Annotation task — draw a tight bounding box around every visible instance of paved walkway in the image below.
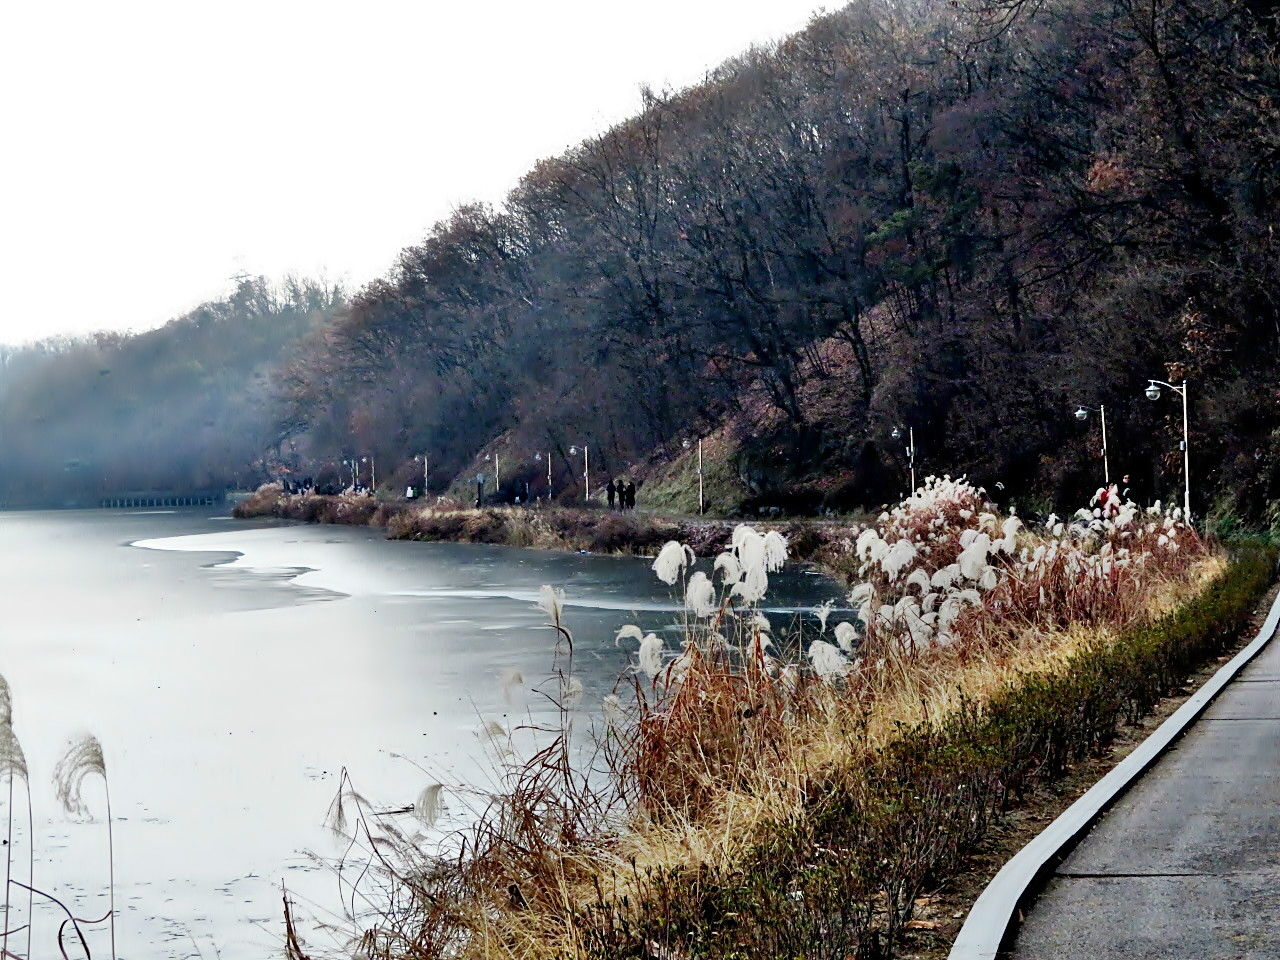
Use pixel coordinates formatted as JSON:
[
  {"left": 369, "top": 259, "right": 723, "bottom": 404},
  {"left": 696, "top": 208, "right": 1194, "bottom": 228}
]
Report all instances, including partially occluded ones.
[{"left": 1010, "top": 635, "right": 1280, "bottom": 959}]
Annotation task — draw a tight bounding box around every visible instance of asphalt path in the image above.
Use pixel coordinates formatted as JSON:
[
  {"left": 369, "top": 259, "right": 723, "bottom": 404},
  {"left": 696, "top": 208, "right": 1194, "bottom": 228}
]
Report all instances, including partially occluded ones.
[{"left": 1008, "top": 632, "right": 1280, "bottom": 958}]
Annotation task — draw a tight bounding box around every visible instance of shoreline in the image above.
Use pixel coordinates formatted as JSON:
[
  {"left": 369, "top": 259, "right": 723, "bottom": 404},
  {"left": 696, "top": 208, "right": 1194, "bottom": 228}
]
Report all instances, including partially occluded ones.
[{"left": 231, "top": 487, "right": 860, "bottom": 580}]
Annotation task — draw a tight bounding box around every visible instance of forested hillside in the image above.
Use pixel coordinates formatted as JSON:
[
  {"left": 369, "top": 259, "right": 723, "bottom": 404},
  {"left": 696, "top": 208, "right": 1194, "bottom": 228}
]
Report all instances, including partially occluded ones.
[
  {"left": 273, "top": 0, "right": 1280, "bottom": 519},
  {"left": 0, "top": 278, "right": 342, "bottom": 507},
  {"left": 5, "top": 0, "right": 1280, "bottom": 519}
]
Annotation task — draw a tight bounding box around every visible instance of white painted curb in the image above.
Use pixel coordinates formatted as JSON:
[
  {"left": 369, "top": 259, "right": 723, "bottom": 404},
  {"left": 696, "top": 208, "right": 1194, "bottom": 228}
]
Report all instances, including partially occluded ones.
[{"left": 948, "top": 575, "right": 1280, "bottom": 960}]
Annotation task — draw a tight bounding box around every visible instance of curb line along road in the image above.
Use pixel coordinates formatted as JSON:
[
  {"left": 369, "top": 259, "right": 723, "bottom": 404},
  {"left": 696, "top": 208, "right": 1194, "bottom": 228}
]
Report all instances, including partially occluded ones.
[{"left": 948, "top": 579, "right": 1280, "bottom": 960}]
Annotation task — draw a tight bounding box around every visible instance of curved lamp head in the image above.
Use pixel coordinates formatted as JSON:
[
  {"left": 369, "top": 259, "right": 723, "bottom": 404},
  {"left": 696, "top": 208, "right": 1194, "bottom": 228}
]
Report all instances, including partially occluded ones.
[
  {"left": 891, "top": 426, "right": 902, "bottom": 440},
  {"left": 535, "top": 452, "right": 542, "bottom": 462},
  {"left": 1074, "top": 406, "right": 1089, "bottom": 421},
  {"left": 570, "top": 445, "right": 579, "bottom": 455},
  {"left": 682, "top": 439, "right": 691, "bottom": 449},
  {"left": 1145, "top": 383, "right": 1162, "bottom": 401}
]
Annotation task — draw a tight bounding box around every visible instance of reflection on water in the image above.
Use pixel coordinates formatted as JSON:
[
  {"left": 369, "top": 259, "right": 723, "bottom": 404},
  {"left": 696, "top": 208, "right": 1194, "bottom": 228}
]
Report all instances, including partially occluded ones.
[{"left": 0, "top": 509, "right": 848, "bottom": 958}]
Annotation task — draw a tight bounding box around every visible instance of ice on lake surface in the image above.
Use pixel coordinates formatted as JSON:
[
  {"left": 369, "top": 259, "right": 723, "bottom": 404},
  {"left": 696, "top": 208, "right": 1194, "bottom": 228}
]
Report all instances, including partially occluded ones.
[{"left": 0, "top": 508, "right": 848, "bottom": 958}]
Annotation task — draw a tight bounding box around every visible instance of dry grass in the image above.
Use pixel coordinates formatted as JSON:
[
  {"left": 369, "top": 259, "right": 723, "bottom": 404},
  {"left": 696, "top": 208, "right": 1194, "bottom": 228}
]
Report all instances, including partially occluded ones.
[{"left": 286, "top": 480, "right": 1234, "bottom": 960}]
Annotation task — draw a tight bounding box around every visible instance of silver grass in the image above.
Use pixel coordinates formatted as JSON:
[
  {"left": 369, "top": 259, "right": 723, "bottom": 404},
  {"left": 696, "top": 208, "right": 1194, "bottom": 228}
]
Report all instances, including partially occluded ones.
[
  {"left": 713, "top": 551, "right": 742, "bottom": 585},
  {"left": 814, "top": 600, "right": 834, "bottom": 634},
  {"left": 0, "top": 723, "right": 27, "bottom": 783},
  {"left": 0, "top": 675, "right": 11, "bottom": 727},
  {"left": 761, "top": 530, "right": 788, "bottom": 571},
  {"left": 601, "top": 695, "right": 626, "bottom": 733},
  {"left": 413, "top": 784, "right": 445, "bottom": 828},
  {"left": 560, "top": 675, "right": 584, "bottom": 706},
  {"left": 808, "top": 642, "right": 849, "bottom": 686},
  {"left": 833, "top": 622, "right": 857, "bottom": 653},
  {"left": 683, "top": 572, "right": 717, "bottom": 619},
  {"left": 500, "top": 669, "right": 524, "bottom": 705},
  {"left": 652, "top": 541, "right": 693, "bottom": 585},
  {"left": 615, "top": 624, "right": 644, "bottom": 645},
  {"left": 53, "top": 734, "right": 104, "bottom": 819},
  {"left": 535, "top": 585, "right": 565, "bottom": 622},
  {"left": 52, "top": 733, "right": 114, "bottom": 960},
  {"left": 637, "top": 634, "right": 664, "bottom": 678}
]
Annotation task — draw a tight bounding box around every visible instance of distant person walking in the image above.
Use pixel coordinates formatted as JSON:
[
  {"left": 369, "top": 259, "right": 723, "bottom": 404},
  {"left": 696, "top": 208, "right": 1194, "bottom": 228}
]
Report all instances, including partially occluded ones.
[
  {"left": 625, "top": 480, "right": 636, "bottom": 511},
  {"left": 1121, "top": 473, "right": 1136, "bottom": 503},
  {"left": 607, "top": 479, "right": 617, "bottom": 511}
]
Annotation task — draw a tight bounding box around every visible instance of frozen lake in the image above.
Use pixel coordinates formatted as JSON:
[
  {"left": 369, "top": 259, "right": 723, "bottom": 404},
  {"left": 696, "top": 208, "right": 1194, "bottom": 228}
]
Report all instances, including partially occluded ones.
[{"left": 0, "top": 508, "right": 846, "bottom": 958}]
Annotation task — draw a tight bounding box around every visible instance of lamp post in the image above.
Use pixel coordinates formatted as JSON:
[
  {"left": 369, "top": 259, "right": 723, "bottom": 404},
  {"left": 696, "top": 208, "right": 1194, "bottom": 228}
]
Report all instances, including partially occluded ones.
[
  {"left": 484, "top": 452, "right": 502, "bottom": 497},
  {"left": 1073, "top": 404, "right": 1110, "bottom": 485},
  {"left": 1144, "top": 378, "right": 1191, "bottom": 520},
  {"left": 535, "top": 452, "right": 552, "bottom": 500},
  {"left": 891, "top": 425, "right": 916, "bottom": 493},
  {"left": 416, "top": 453, "right": 428, "bottom": 496},
  {"left": 361, "top": 455, "right": 375, "bottom": 492},
  {"left": 682, "top": 438, "right": 704, "bottom": 515},
  {"left": 569, "top": 444, "right": 590, "bottom": 505}
]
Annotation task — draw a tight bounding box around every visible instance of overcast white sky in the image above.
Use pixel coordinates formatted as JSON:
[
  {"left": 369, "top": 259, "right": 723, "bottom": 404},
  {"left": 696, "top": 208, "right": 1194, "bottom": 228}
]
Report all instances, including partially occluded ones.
[{"left": 0, "top": 1, "right": 833, "bottom": 346}]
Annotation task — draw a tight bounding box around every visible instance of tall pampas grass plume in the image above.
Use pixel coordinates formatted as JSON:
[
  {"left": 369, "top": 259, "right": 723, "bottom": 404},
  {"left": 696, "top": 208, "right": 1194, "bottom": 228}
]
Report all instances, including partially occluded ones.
[
  {"left": 414, "top": 784, "right": 445, "bottom": 828},
  {"left": 54, "top": 734, "right": 114, "bottom": 960},
  {"left": 653, "top": 541, "right": 693, "bottom": 585},
  {"left": 637, "top": 634, "right": 665, "bottom": 678}
]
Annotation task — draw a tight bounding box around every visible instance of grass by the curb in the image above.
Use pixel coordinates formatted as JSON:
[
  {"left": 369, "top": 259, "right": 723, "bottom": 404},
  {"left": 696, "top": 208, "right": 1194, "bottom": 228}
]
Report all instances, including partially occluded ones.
[{"left": 572, "top": 543, "right": 1277, "bottom": 960}]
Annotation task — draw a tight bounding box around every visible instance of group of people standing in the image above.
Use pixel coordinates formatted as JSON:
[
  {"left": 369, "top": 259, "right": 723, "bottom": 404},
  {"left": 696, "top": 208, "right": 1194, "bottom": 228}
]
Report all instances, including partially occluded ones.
[{"left": 606, "top": 479, "right": 636, "bottom": 511}]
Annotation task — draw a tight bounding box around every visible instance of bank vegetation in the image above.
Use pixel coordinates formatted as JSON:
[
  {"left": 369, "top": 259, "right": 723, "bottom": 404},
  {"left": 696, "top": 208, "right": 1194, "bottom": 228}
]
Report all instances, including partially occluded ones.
[{"left": 289, "top": 479, "right": 1273, "bottom": 960}]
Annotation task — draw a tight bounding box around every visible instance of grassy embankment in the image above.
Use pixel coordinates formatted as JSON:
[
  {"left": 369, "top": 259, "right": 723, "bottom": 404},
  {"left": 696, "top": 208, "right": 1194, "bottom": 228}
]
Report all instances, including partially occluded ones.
[
  {"left": 285, "top": 478, "right": 1277, "bottom": 960},
  {"left": 232, "top": 483, "right": 853, "bottom": 562}
]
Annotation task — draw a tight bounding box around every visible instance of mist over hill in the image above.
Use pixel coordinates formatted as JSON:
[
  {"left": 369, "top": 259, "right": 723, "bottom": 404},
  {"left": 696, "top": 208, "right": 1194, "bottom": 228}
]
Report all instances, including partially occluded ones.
[
  {"left": 0, "top": 278, "right": 341, "bottom": 508},
  {"left": 4, "top": 0, "right": 1279, "bottom": 519}
]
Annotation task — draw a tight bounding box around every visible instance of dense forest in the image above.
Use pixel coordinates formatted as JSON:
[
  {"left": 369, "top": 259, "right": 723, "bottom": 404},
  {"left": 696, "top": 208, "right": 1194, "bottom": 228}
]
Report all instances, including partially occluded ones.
[{"left": 4, "top": 0, "right": 1279, "bottom": 519}]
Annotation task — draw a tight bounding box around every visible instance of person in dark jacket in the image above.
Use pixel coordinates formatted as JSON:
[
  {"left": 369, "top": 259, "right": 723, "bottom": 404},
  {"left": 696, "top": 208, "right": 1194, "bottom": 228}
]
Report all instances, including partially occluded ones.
[
  {"left": 625, "top": 481, "right": 636, "bottom": 510},
  {"left": 607, "top": 479, "right": 617, "bottom": 510}
]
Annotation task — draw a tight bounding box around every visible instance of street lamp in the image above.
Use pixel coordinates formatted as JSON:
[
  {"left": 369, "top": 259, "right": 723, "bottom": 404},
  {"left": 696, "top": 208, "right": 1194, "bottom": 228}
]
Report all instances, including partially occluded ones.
[
  {"left": 535, "top": 452, "right": 552, "bottom": 500},
  {"left": 1073, "top": 404, "right": 1110, "bottom": 485},
  {"left": 484, "top": 452, "right": 502, "bottom": 495},
  {"left": 1144, "top": 378, "right": 1191, "bottom": 520},
  {"left": 891, "top": 426, "right": 916, "bottom": 493},
  {"left": 361, "top": 455, "right": 375, "bottom": 491},
  {"left": 682, "top": 438, "right": 704, "bottom": 515},
  {"left": 415, "top": 453, "right": 428, "bottom": 496},
  {"left": 569, "top": 444, "right": 590, "bottom": 505}
]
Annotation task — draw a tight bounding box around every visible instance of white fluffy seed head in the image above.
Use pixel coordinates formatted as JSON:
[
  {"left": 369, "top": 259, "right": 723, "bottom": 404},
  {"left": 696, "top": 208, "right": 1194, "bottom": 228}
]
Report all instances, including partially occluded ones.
[
  {"left": 731, "top": 562, "right": 769, "bottom": 604},
  {"left": 762, "top": 530, "right": 788, "bottom": 571},
  {"left": 881, "top": 539, "right": 918, "bottom": 581},
  {"left": 833, "top": 621, "right": 857, "bottom": 652},
  {"left": 814, "top": 600, "right": 834, "bottom": 633},
  {"left": 713, "top": 551, "right": 742, "bottom": 584},
  {"left": 638, "top": 633, "right": 665, "bottom": 678},
  {"left": 905, "top": 568, "right": 932, "bottom": 594},
  {"left": 653, "top": 541, "right": 693, "bottom": 585},
  {"left": 684, "top": 571, "right": 718, "bottom": 618},
  {"left": 602, "top": 694, "right": 626, "bottom": 732},
  {"left": 615, "top": 624, "right": 644, "bottom": 645},
  {"left": 808, "top": 640, "right": 851, "bottom": 684},
  {"left": 536, "top": 584, "right": 565, "bottom": 621}
]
